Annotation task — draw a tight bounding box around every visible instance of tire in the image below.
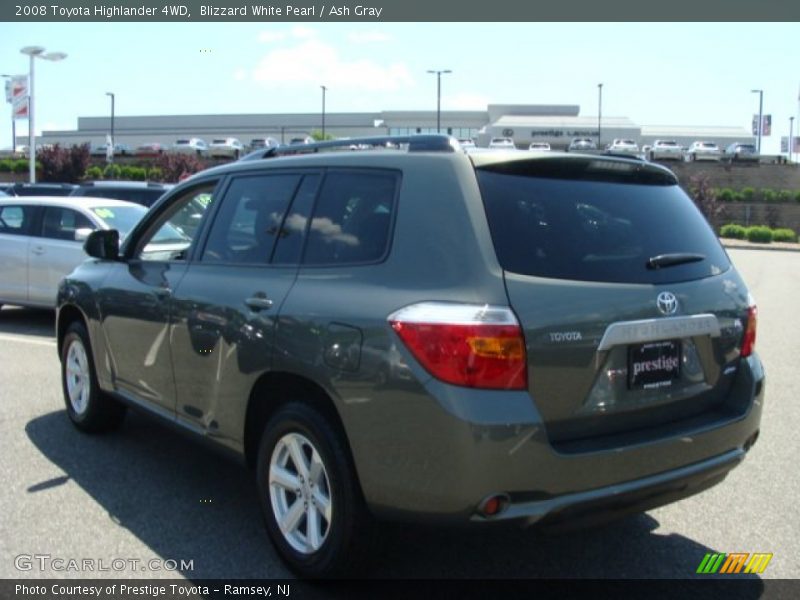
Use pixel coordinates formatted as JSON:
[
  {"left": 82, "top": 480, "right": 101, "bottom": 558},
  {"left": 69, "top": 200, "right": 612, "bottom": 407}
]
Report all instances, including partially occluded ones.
[
  {"left": 256, "top": 401, "right": 371, "bottom": 578},
  {"left": 61, "top": 321, "right": 126, "bottom": 433}
]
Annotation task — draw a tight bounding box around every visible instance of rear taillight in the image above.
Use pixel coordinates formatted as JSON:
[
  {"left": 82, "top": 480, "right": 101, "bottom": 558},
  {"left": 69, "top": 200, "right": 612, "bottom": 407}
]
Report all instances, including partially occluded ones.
[
  {"left": 388, "top": 302, "right": 527, "bottom": 390},
  {"left": 741, "top": 305, "right": 757, "bottom": 358}
]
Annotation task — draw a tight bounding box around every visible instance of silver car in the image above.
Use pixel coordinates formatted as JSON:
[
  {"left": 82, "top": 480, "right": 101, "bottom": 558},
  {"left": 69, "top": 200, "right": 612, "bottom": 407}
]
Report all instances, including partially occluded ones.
[
  {"left": 686, "top": 141, "right": 722, "bottom": 162},
  {"left": 208, "top": 137, "right": 245, "bottom": 159},
  {"left": 649, "top": 140, "right": 684, "bottom": 161},
  {"left": 172, "top": 138, "right": 208, "bottom": 156},
  {"left": 0, "top": 197, "right": 147, "bottom": 310}
]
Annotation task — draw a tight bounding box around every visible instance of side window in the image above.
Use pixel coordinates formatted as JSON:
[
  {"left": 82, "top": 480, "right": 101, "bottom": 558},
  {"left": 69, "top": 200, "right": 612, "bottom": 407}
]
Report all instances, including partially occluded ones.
[
  {"left": 271, "top": 174, "right": 320, "bottom": 265},
  {"left": 303, "top": 171, "right": 398, "bottom": 266},
  {"left": 136, "top": 184, "right": 217, "bottom": 262},
  {"left": 201, "top": 174, "right": 301, "bottom": 265},
  {"left": 41, "top": 207, "right": 95, "bottom": 241},
  {"left": 0, "top": 205, "right": 35, "bottom": 235}
]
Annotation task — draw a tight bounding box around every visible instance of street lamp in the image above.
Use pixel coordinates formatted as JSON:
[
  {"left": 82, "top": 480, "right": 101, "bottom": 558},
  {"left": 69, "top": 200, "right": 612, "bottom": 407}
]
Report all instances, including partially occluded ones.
[
  {"left": 20, "top": 45, "right": 67, "bottom": 183},
  {"left": 750, "top": 89, "right": 763, "bottom": 154},
  {"left": 597, "top": 83, "right": 603, "bottom": 149},
  {"left": 106, "top": 92, "right": 115, "bottom": 152},
  {"left": 426, "top": 69, "right": 452, "bottom": 134},
  {"left": 1, "top": 74, "right": 17, "bottom": 153},
  {"left": 790, "top": 116, "right": 795, "bottom": 164},
  {"left": 320, "top": 85, "right": 327, "bottom": 139}
]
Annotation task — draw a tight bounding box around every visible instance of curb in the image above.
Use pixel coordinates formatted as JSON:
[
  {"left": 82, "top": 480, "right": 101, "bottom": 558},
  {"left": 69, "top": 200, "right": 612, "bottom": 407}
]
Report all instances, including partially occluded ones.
[{"left": 721, "top": 240, "right": 800, "bottom": 253}]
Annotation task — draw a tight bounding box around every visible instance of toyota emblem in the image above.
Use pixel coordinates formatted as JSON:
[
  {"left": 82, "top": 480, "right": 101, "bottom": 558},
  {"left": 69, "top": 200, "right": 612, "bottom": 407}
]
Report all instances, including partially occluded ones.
[{"left": 656, "top": 291, "right": 678, "bottom": 315}]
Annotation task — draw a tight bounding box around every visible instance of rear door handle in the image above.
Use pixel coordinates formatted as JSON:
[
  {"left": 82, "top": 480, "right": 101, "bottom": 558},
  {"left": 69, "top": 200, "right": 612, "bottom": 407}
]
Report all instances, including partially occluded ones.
[
  {"left": 31, "top": 246, "right": 45, "bottom": 255},
  {"left": 245, "top": 295, "right": 273, "bottom": 311}
]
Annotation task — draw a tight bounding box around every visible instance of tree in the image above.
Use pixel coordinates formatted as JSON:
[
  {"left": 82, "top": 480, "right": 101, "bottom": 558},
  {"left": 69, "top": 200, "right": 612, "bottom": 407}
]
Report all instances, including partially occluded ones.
[
  {"left": 152, "top": 153, "right": 207, "bottom": 183},
  {"left": 687, "top": 173, "right": 727, "bottom": 230}
]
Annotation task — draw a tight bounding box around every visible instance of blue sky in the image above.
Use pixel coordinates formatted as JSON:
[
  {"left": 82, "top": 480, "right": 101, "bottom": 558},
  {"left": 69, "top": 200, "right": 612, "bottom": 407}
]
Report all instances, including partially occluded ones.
[{"left": 1, "top": 22, "right": 798, "bottom": 153}]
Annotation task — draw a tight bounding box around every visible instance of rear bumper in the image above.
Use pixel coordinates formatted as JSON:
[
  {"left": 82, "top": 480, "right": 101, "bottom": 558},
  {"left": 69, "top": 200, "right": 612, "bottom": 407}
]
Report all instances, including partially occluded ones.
[{"left": 345, "top": 353, "right": 764, "bottom": 524}]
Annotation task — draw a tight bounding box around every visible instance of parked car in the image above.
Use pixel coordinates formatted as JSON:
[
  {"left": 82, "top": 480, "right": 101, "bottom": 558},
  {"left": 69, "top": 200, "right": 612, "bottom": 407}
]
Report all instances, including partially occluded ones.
[
  {"left": 686, "top": 141, "right": 722, "bottom": 162},
  {"left": 249, "top": 138, "right": 280, "bottom": 152},
  {"left": 488, "top": 137, "right": 516, "bottom": 149},
  {"left": 289, "top": 136, "right": 315, "bottom": 145},
  {"left": 458, "top": 138, "right": 476, "bottom": 149},
  {"left": 649, "top": 140, "right": 684, "bottom": 161},
  {"left": 724, "top": 143, "right": 759, "bottom": 163},
  {"left": 567, "top": 137, "right": 597, "bottom": 152},
  {"left": 208, "top": 138, "right": 245, "bottom": 159},
  {"left": 172, "top": 138, "right": 208, "bottom": 156},
  {"left": 70, "top": 181, "right": 173, "bottom": 208},
  {"left": 90, "top": 143, "right": 132, "bottom": 157},
  {"left": 6, "top": 182, "right": 78, "bottom": 197},
  {"left": 134, "top": 142, "right": 168, "bottom": 157},
  {"left": 528, "top": 142, "right": 551, "bottom": 151},
  {"left": 56, "top": 134, "right": 764, "bottom": 578},
  {"left": 0, "top": 196, "right": 148, "bottom": 309},
  {"left": 606, "top": 138, "right": 640, "bottom": 156}
]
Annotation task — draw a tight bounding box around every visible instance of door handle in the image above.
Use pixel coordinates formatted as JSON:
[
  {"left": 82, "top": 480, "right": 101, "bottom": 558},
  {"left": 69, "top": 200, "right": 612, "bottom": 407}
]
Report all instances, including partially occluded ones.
[
  {"left": 245, "top": 295, "right": 273, "bottom": 311},
  {"left": 154, "top": 287, "right": 172, "bottom": 299},
  {"left": 31, "top": 246, "right": 45, "bottom": 255}
]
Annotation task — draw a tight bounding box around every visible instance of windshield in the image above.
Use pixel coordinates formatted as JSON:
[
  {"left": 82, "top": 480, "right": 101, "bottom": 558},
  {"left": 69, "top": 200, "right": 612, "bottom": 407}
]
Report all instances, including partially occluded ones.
[
  {"left": 90, "top": 205, "right": 147, "bottom": 238},
  {"left": 477, "top": 161, "right": 730, "bottom": 284}
]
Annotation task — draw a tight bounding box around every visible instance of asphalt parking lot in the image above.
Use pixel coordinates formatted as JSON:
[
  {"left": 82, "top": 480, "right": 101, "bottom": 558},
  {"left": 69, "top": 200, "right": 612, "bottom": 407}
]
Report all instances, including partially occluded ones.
[{"left": 0, "top": 248, "right": 797, "bottom": 584}]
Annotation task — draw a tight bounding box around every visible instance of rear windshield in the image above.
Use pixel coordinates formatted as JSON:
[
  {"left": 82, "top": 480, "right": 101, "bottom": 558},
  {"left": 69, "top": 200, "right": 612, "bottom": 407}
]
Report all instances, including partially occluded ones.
[{"left": 477, "top": 161, "right": 730, "bottom": 284}]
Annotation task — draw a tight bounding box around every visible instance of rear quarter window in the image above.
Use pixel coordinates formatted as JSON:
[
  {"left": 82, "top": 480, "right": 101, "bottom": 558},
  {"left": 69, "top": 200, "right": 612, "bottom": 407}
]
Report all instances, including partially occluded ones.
[{"left": 477, "top": 160, "right": 730, "bottom": 284}]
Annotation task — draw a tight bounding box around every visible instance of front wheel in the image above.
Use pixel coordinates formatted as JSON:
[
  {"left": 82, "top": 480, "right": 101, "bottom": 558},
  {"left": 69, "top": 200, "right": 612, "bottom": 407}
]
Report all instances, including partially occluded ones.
[
  {"left": 61, "top": 321, "right": 126, "bottom": 432},
  {"left": 256, "top": 402, "right": 371, "bottom": 578}
]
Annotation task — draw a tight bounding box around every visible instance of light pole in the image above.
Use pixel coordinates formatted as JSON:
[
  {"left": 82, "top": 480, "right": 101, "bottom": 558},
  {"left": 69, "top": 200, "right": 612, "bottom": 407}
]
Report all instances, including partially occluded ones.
[
  {"left": 790, "top": 116, "right": 795, "bottom": 164},
  {"left": 426, "top": 69, "right": 452, "bottom": 134},
  {"left": 597, "top": 83, "right": 603, "bottom": 149},
  {"left": 1, "top": 74, "right": 16, "bottom": 153},
  {"left": 750, "top": 89, "right": 763, "bottom": 154},
  {"left": 20, "top": 46, "right": 67, "bottom": 183},
  {"left": 106, "top": 91, "right": 115, "bottom": 151},
  {"left": 320, "top": 85, "right": 327, "bottom": 139}
]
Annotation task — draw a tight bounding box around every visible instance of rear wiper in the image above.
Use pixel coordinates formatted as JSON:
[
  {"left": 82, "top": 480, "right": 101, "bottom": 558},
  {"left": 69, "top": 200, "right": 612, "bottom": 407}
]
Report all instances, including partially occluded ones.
[{"left": 646, "top": 253, "right": 705, "bottom": 270}]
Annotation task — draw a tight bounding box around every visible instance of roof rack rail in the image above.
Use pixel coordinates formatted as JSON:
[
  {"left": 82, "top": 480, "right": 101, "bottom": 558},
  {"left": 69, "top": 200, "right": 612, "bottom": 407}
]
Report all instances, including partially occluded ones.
[
  {"left": 601, "top": 152, "right": 646, "bottom": 162},
  {"left": 239, "top": 134, "right": 459, "bottom": 161}
]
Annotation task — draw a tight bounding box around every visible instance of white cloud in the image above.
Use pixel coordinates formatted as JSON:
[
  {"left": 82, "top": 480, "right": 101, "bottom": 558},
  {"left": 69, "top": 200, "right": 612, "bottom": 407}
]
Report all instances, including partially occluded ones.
[
  {"left": 251, "top": 40, "right": 414, "bottom": 92},
  {"left": 291, "top": 26, "right": 316, "bottom": 39},
  {"left": 258, "top": 31, "right": 286, "bottom": 43},
  {"left": 233, "top": 67, "right": 247, "bottom": 81},
  {"left": 347, "top": 31, "right": 392, "bottom": 44}
]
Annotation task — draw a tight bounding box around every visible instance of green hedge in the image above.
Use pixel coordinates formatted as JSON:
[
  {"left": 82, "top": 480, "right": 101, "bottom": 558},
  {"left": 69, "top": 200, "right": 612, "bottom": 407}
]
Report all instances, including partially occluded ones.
[
  {"left": 720, "top": 224, "right": 797, "bottom": 244},
  {"left": 719, "top": 224, "right": 747, "bottom": 239},
  {"left": 772, "top": 228, "right": 798, "bottom": 243}
]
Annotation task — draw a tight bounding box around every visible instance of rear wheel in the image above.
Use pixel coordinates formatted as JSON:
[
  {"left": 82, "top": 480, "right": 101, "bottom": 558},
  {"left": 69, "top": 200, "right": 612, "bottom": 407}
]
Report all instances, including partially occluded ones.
[
  {"left": 61, "top": 321, "right": 126, "bottom": 432},
  {"left": 256, "top": 402, "right": 371, "bottom": 577}
]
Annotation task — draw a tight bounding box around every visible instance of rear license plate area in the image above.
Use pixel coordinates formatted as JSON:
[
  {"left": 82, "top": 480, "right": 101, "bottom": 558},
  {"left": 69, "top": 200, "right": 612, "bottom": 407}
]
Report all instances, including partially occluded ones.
[{"left": 628, "top": 340, "right": 681, "bottom": 390}]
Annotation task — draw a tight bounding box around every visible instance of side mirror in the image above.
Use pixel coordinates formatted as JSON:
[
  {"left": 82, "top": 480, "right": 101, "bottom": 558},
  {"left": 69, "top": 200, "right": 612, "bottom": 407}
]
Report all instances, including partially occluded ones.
[
  {"left": 84, "top": 229, "right": 120, "bottom": 260},
  {"left": 74, "top": 227, "right": 94, "bottom": 242}
]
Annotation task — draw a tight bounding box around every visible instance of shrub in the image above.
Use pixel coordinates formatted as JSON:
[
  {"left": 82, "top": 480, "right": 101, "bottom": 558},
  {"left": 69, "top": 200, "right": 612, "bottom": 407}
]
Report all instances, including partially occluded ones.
[
  {"left": 119, "top": 165, "right": 134, "bottom": 180},
  {"left": 687, "top": 174, "right": 724, "bottom": 224},
  {"left": 103, "top": 163, "right": 122, "bottom": 180},
  {"left": 745, "top": 225, "right": 772, "bottom": 243},
  {"left": 153, "top": 152, "right": 206, "bottom": 183},
  {"left": 716, "top": 188, "right": 734, "bottom": 202},
  {"left": 741, "top": 187, "right": 755, "bottom": 202},
  {"left": 37, "top": 143, "right": 90, "bottom": 183},
  {"left": 84, "top": 165, "right": 103, "bottom": 180},
  {"left": 795, "top": 190, "right": 800, "bottom": 203},
  {"left": 771, "top": 228, "right": 797, "bottom": 243},
  {"left": 777, "top": 190, "right": 792, "bottom": 203},
  {"left": 12, "top": 160, "right": 28, "bottom": 174},
  {"left": 732, "top": 190, "right": 745, "bottom": 202},
  {"left": 760, "top": 188, "right": 777, "bottom": 203},
  {"left": 147, "top": 167, "right": 163, "bottom": 181},
  {"left": 719, "top": 224, "right": 747, "bottom": 239}
]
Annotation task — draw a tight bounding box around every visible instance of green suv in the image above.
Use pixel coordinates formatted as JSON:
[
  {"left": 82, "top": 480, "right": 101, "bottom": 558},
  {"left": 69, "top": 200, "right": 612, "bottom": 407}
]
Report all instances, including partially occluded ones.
[{"left": 56, "top": 135, "right": 764, "bottom": 577}]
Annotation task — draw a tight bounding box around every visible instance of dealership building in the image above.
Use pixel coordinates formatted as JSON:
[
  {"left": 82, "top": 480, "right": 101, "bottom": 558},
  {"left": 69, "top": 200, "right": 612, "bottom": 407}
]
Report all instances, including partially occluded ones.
[{"left": 32, "top": 103, "right": 755, "bottom": 151}]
